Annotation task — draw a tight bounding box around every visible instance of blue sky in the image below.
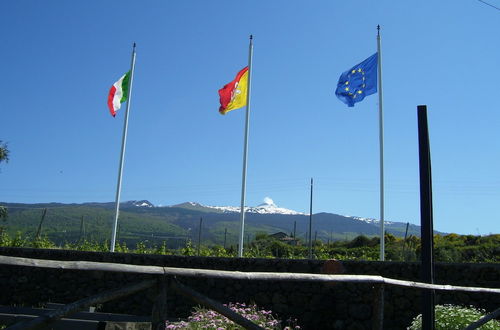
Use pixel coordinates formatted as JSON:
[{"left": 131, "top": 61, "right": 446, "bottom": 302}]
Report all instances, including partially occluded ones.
[{"left": 1, "top": 0, "right": 499, "bottom": 235}]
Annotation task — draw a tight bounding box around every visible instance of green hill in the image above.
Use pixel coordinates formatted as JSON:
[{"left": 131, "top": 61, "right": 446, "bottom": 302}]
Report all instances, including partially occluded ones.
[{"left": 0, "top": 200, "right": 436, "bottom": 249}]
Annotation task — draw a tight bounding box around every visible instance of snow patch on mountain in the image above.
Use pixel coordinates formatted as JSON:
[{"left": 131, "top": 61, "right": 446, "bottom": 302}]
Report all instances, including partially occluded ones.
[
  {"left": 128, "top": 200, "right": 154, "bottom": 208},
  {"left": 345, "top": 215, "right": 393, "bottom": 225},
  {"left": 201, "top": 197, "right": 304, "bottom": 215},
  {"left": 127, "top": 199, "right": 394, "bottom": 223}
]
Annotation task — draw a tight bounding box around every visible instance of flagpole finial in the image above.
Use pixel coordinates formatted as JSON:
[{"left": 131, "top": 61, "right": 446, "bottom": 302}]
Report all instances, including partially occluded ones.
[
  {"left": 133, "top": 42, "right": 136, "bottom": 48},
  {"left": 377, "top": 25, "right": 380, "bottom": 35},
  {"left": 249, "top": 34, "right": 253, "bottom": 40}
]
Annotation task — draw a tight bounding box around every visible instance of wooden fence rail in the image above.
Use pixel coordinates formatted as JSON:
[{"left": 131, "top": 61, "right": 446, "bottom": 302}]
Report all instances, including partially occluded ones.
[
  {"left": 0, "top": 255, "right": 499, "bottom": 330},
  {"left": 1, "top": 255, "right": 499, "bottom": 294}
]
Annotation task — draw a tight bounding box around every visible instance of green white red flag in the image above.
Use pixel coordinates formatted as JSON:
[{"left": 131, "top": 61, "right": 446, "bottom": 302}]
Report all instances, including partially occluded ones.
[{"left": 107, "top": 71, "right": 130, "bottom": 117}]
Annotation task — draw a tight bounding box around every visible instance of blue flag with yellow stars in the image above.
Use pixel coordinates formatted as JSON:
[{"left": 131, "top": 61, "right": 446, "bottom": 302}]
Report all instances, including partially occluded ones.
[{"left": 335, "top": 53, "right": 378, "bottom": 107}]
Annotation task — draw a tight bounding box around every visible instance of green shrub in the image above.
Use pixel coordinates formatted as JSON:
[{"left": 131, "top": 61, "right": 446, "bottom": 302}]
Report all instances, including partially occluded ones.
[
  {"left": 31, "top": 235, "right": 55, "bottom": 249},
  {"left": 154, "top": 241, "right": 168, "bottom": 255},
  {"left": 0, "top": 230, "right": 497, "bottom": 262},
  {"left": 408, "top": 304, "right": 500, "bottom": 329},
  {"left": 181, "top": 240, "right": 195, "bottom": 256},
  {"left": 135, "top": 241, "right": 148, "bottom": 254},
  {"left": 12, "top": 232, "right": 27, "bottom": 247},
  {"left": 348, "top": 235, "right": 373, "bottom": 248},
  {"left": 0, "top": 230, "right": 11, "bottom": 246},
  {"left": 115, "top": 241, "right": 129, "bottom": 253}
]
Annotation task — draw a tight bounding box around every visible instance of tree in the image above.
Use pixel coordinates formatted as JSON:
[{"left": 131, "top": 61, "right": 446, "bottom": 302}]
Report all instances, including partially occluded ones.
[
  {"left": 0, "top": 140, "right": 9, "bottom": 164},
  {"left": 0, "top": 140, "right": 9, "bottom": 221},
  {"left": 348, "top": 235, "right": 373, "bottom": 248},
  {"left": 0, "top": 207, "right": 6, "bottom": 221}
]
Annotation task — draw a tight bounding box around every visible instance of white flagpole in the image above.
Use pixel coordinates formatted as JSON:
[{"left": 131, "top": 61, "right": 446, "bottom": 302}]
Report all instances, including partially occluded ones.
[
  {"left": 110, "top": 43, "right": 137, "bottom": 252},
  {"left": 377, "top": 26, "right": 385, "bottom": 261},
  {"left": 238, "top": 35, "right": 254, "bottom": 258},
  {"left": 308, "top": 178, "right": 313, "bottom": 259}
]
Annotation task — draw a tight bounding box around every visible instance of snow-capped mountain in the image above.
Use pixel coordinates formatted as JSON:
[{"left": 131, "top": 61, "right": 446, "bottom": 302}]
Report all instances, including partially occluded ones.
[
  {"left": 251, "top": 199, "right": 305, "bottom": 215},
  {"left": 126, "top": 200, "right": 155, "bottom": 208},
  {"left": 1, "top": 199, "right": 439, "bottom": 243},
  {"left": 347, "top": 215, "right": 394, "bottom": 225},
  {"left": 126, "top": 199, "right": 394, "bottom": 223},
  {"left": 172, "top": 198, "right": 304, "bottom": 215}
]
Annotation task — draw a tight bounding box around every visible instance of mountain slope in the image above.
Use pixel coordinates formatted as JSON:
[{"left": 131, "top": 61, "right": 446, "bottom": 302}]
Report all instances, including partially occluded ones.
[{"left": 0, "top": 200, "right": 439, "bottom": 247}]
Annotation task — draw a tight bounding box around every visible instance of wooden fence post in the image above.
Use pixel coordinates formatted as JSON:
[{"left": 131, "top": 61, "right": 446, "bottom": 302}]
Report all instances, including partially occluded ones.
[
  {"left": 5, "top": 279, "right": 156, "bottom": 330},
  {"left": 151, "top": 276, "right": 168, "bottom": 330},
  {"left": 464, "top": 307, "right": 500, "bottom": 330},
  {"left": 170, "top": 279, "right": 264, "bottom": 330},
  {"left": 372, "top": 283, "right": 384, "bottom": 330}
]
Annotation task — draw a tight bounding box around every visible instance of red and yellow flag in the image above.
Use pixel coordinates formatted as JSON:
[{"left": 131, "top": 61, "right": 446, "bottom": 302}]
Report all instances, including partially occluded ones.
[{"left": 218, "top": 67, "right": 249, "bottom": 115}]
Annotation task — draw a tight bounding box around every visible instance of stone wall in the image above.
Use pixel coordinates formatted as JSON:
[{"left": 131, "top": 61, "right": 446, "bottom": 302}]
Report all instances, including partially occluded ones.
[{"left": 0, "top": 247, "right": 498, "bottom": 329}]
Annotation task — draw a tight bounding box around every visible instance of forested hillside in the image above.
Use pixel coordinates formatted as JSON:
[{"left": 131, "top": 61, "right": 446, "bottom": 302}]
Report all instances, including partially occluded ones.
[{"left": 0, "top": 201, "right": 433, "bottom": 249}]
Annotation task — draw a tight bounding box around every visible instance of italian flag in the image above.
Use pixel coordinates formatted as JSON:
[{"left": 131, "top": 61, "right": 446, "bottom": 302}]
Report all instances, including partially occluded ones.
[
  {"left": 218, "top": 67, "right": 249, "bottom": 115},
  {"left": 107, "top": 71, "right": 130, "bottom": 117}
]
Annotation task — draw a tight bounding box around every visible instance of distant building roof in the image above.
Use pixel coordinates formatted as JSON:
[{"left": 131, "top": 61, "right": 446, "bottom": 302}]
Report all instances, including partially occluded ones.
[
  {"left": 269, "top": 232, "right": 289, "bottom": 239},
  {"left": 269, "top": 232, "right": 300, "bottom": 245}
]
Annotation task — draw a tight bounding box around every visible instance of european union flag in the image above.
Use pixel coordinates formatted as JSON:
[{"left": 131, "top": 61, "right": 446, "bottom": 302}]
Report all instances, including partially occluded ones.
[{"left": 335, "top": 53, "right": 378, "bottom": 107}]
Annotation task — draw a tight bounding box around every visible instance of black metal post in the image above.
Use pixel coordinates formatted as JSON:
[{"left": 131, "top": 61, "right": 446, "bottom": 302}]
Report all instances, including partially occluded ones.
[
  {"left": 79, "top": 216, "right": 85, "bottom": 243},
  {"left": 417, "top": 105, "right": 435, "bottom": 330},
  {"left": 223, "top": 228, "right": 227, "bottom": 249},
  {"left": 197, "top": 217, "right": 202, "bottom": 256},
  {"left": 403, "top": 222, "right": 409, "bottom": 261},
  {"left": 35, "top": 208, "right": 47, "bottom": 239}
]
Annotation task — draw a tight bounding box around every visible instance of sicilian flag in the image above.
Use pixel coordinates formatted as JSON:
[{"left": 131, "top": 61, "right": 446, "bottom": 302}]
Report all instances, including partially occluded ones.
[
  {"left": 107, "top": 71, "right": 130, "bottom": 117},
  {"left": 218, "top": 66, "right": 249, "bottom": 115}
]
